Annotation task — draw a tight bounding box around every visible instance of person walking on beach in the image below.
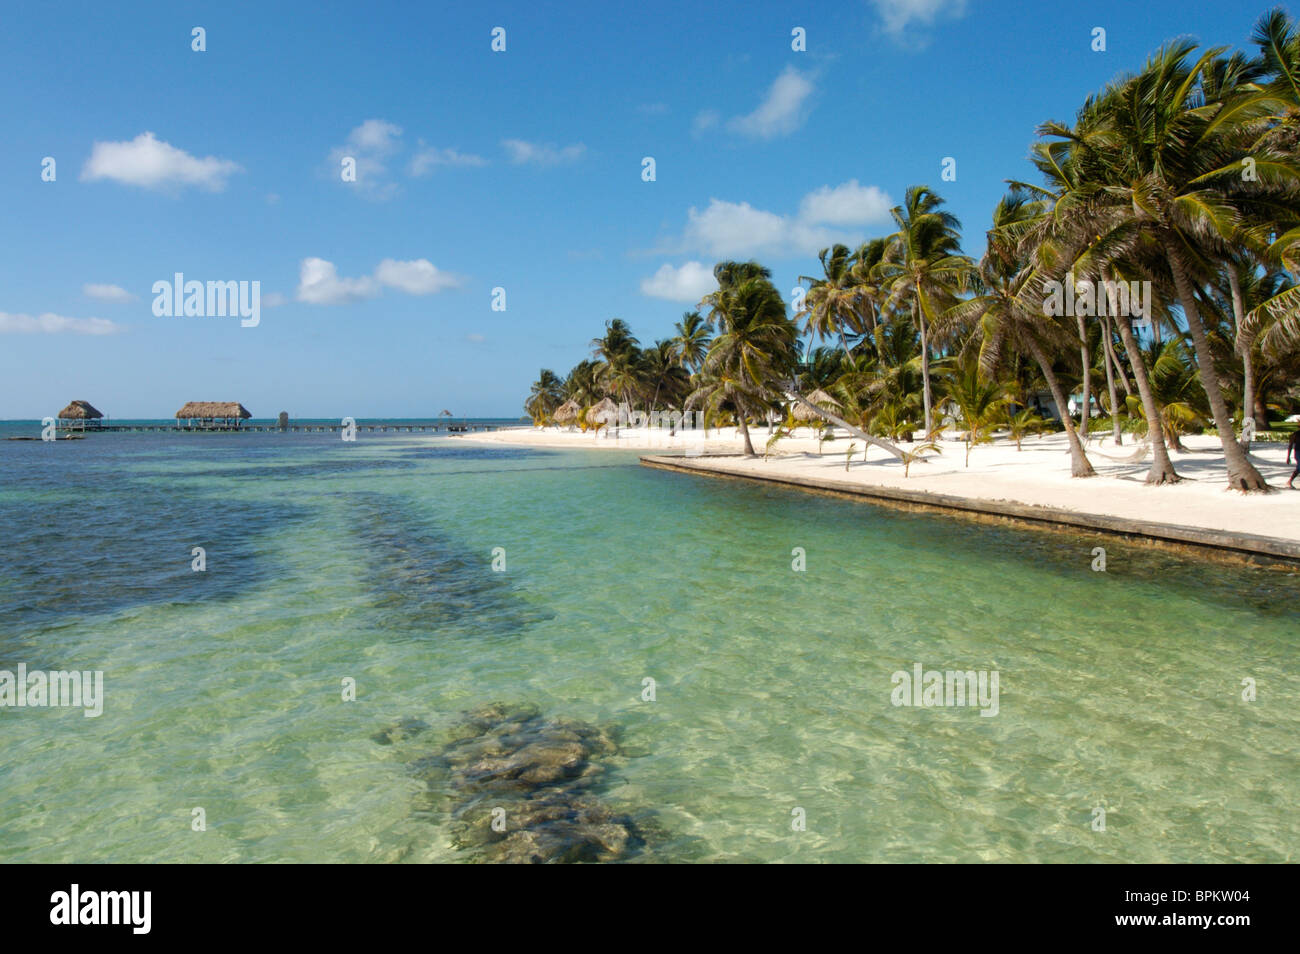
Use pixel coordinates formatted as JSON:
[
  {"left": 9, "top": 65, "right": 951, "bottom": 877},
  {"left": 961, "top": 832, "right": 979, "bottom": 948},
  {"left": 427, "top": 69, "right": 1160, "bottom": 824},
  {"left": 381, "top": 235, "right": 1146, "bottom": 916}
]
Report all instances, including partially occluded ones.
[{"left": 1288, "top": 429, "right": 1300, "bottom": 489}]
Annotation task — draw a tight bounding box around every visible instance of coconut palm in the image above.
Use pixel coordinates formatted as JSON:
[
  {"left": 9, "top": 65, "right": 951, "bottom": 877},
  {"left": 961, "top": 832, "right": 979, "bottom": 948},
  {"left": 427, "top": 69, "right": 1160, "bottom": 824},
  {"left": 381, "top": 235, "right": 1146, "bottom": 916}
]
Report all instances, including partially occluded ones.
[
  {"left": 692, "top": 261, "right": 799, "bottom": 457},
  {"left": 562, "top": 359, "right": 602, "bottom": 406},
  {"left": 643, "top": 339, "right": 690, "bottom": 414},
  {"left": 1006, "top": 407, "right": 1050, "bottom": 450},
  {"left": 1037, "top": 40, "right": 1299, "bottom": 490},
  {"left": 945, "top": 356, "right": 1011, "bottom": 466},
  {"left": 877, "top": 186, "right": 974, "bottom": 438},
  {"left": 849, "top": 237, "right": 891, "bottom": 363},
  {"left": 947, "top": 193, "right": 1098, "bottom": 477},
  {"left": 671, "top": 311, "right": 712, "bottom": 374},
  {"left": 591, "top": 318, "right": 643, "bottom": 408},
  {"left": 525, "top": 369, "right": 565, "bottom": 424},
  {"left": 799, "top": 244, "right": 864, "bottom": 363}
]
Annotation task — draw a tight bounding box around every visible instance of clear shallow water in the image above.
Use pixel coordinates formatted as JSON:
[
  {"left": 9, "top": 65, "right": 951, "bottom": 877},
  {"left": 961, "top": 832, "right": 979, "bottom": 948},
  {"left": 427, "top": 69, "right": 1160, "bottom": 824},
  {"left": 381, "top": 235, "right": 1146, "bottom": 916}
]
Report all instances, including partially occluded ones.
[{"left": 0, "top": 431, "right": 1296, "bottom": 862}]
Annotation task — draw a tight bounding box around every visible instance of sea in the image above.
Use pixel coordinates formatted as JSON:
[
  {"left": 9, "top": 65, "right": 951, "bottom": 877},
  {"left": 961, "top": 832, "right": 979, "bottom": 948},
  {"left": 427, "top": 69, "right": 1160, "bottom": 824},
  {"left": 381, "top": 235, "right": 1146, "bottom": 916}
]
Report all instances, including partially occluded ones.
[{"left": 1, "top": 422, "right": 1296, "bottom": 861}]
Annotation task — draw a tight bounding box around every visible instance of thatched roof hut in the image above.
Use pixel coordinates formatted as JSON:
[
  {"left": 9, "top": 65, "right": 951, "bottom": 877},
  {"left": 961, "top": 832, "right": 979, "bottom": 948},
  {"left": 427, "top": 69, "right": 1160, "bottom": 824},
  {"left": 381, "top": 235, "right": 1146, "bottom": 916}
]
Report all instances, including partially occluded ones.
[
  {"left": 57, "top": 400, "right": 103, "bottom": 421},
  {"left": 585, "top": 396, "right": 619, "bottom": 427},
  {"left": 175, "top": 401, "right": 252, "bottom": 426},
  {"left": 553, "top": 399, "right": 580, "bottom": 425},
  {"left": 791, "top": 389, "right": 842, "bottom": 422}
]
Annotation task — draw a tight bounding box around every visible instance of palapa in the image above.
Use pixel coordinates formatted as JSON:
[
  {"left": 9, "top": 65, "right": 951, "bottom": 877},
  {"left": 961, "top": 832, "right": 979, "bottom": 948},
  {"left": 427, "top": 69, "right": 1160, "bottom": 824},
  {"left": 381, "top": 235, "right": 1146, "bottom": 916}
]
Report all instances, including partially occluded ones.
[
  {"left": 175, "top": 401, "right": 252, "bottom": 420},
  {"left": 790, "top": 388, "right": 841, "bottom": 422},
  {"left": 57, "top": 400, "right": 103, "bottom": 421},
  {"left": 553, "top": 399, "right": 580, "bottom": 425}
]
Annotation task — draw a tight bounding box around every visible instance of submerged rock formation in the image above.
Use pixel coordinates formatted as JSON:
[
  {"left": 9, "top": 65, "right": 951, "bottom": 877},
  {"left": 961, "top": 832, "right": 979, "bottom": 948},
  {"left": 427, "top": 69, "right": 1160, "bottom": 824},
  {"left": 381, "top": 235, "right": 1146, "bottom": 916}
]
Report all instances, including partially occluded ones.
[{"left": 379, "top": 702, "right": 650, "bottom": 863}]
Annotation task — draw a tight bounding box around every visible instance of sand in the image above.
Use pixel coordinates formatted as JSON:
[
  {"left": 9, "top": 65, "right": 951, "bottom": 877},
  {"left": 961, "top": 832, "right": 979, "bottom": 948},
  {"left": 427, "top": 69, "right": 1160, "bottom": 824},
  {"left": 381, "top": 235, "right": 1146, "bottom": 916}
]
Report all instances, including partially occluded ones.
[{"left": 452, "top": 425, "right": 1300, "bottom": 545}]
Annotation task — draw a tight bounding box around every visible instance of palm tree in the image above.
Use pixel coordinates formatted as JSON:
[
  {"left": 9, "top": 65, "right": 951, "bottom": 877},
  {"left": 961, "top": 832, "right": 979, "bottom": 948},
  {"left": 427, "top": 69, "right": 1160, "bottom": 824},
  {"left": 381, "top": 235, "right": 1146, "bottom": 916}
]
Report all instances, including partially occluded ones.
[
  {"left": 1129, "top": 338, "right": 1210, "bottom": 452},
  {"left": 799, "top": 244, "right": 863, "bottom": 363},
  {"left": 947, "top": 193, "right": 1098, "bottom": 477},
  {"left": 643, "top": 339, "right": 689, "bottom": 413},
  {"left": 562, "top": 359, "right": 601, "bottom": 406},
  {"left": 849, "top": 237, "right": 891, "bottom": 363},
  {"left": 1006, "top": 407, "right": 1049, "bottom": 450},
  {"left": 877, "top": 186, "right": 974, "bottom": 438},
  {"left": 591, "top": 318, "right": 643, "bottom": 408},
  {"left": 692, "top": 261, "right": 799, "bottom": 457},
  {"left": 671, "top": 311, "right": 712, "bottom": 374},
  {"left": 1038, "top": 40, "right": 1298, "bottom": 490},
  {"left": 944, "top": 355, "right": 1010, "bottom": 466},
  {"left": 525, "top": 369, "right": 564, "bottom": 424}
]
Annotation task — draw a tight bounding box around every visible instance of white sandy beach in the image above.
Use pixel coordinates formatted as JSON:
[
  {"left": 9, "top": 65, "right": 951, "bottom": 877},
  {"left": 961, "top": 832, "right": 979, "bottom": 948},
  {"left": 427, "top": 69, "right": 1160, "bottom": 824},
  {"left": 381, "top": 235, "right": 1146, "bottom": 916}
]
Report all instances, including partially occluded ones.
[{"left": 453, "top": 425, "right": 1300, "bottom": 544}]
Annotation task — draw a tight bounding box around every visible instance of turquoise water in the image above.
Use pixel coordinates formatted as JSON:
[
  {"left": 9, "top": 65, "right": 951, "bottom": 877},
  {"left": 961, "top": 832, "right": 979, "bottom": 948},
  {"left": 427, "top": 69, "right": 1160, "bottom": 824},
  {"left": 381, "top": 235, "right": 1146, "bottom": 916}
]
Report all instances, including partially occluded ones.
[{"left": 1, "top": 431, "right": 1297, "bottom": 862}]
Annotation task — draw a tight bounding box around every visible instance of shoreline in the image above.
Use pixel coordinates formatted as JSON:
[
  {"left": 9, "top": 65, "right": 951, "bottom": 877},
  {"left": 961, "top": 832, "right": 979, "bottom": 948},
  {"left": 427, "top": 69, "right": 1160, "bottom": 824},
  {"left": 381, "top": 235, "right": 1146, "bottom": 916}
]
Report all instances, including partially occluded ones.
[
  {"left": 453, "top": 425, "right": 1300, "bottom": 567},
  {"left": 640, "top": 453, "right": 1300, "bottom": 567}
]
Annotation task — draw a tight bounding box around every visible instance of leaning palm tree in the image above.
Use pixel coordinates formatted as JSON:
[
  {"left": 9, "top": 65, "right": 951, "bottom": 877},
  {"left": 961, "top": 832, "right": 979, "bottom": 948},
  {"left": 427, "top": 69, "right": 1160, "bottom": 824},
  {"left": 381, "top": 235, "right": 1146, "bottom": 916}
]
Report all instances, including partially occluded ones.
[
  {"left": 876, "top": 186, "right": 974, "bottom": 438},
  {"left": 1038, "top": 40, "right": 1298, "bottom": 490},
  {"left": 692, "top": 261, "right": 799, "bottom": 457},
  {"left": 947, "top": 193, "right": 1098, "bottom": 477}
]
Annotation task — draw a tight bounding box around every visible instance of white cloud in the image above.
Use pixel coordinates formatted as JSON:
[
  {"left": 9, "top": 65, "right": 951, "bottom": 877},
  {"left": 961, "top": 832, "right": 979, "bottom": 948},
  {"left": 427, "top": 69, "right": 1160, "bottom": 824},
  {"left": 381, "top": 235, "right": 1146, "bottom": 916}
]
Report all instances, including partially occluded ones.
[
  {"left": 296, "top": 257, "right": 461, "bottom": 304},
  {"left": 262, "top": 292, "right": 288, "bottom": 308},
  {"left": 466, "top": 333, "right": 486, "bottom": 343},
  {"left": 80, "top": 132, "right": 242, "bottom": 192},
  {"left": 869, "top": 0, "right": 968, "bottom": 39},
  {"left": 640, "top": 262, "right": 718, "bottom": 302},
  {"left": 328, "top": 119, "right": 404, "bottom": 200},
  {"left": 0, "top": 311, "right": 121, "bottom": 335},
  {"left": 728, "top": 67, "right": 815, "bottom": 139},
  {"left": 685, "top": 200, "right": 790, "bottom": 257},
  {"left": 409, "top": 143, "right": 488, "bottom": 176},
  {"left": 83, "top": 283, "right": 135, "bottom": 302},
  {"left": 501, "top": 139, "right": 586, "bottom": 165},
  {"left": 374, "top": 258, "right": 461, "bottom": 294},
  {"left": 296, "top": 258, "right": 379, "bottom": 305},
  {"left": 798, "top": 180, "right": 893, "bottom": 226},
  {"left": 665, "top": 181, "right": 894, "bottom": 259},
  {"left": 349, "top": 119, "right": 403, "bottom": 153}
]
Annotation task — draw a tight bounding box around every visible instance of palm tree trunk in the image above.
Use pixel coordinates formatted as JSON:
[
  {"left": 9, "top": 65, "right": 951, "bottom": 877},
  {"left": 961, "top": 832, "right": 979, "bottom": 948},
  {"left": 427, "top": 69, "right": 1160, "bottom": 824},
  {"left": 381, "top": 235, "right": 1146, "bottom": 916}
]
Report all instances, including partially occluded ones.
[
  {"left": 837, "top": 328, "right": 855, "bottom": 366},
  {"left": 1076, "top": 314, "right": 1091, "bottom": 439},
  {"left": 785, "top": 389, "right": 904, "bottom": 459},
  {"left": 736, "top": 398, "right": 756, "bottom": 456},
  {"left": 918, "top": 304, "right": 933, "bottom": 438},
  {"left": 1113, "top": 307, "right": 1181, "bottom": 484},
  {"left": 1164, "top": 244, "right": 1269, "bottom": 491},
  {"left": 1025, "top": 337, "right": 1095, "bottom": 477},
  {"left": 1226, "top": 267, "right": 1256, "bottom": 451},
  {"left": 1100, "top": 314, "right": 1122, "bottom": 445},
  {"left": 1104, "top": 314, "right": 1132, "bottom": 398}
]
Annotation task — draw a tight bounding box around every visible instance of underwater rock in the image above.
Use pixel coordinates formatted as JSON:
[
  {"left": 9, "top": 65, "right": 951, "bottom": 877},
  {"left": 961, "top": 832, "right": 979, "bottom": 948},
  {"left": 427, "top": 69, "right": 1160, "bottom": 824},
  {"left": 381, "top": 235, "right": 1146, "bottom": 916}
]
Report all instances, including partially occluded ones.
[
  {"left": 392, "top": 701, "right": 647, "bottom": 863},
  {"left": 371, "top": 716, "right": 430, "bottom": 746}
]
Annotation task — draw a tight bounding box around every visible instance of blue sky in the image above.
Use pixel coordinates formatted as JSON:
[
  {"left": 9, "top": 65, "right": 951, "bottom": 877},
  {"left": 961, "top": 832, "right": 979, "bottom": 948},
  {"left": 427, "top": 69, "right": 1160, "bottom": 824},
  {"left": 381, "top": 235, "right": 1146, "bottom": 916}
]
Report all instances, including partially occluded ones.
[{"left": 0, "top": 0, "right": 1278, "bottom": 418}]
